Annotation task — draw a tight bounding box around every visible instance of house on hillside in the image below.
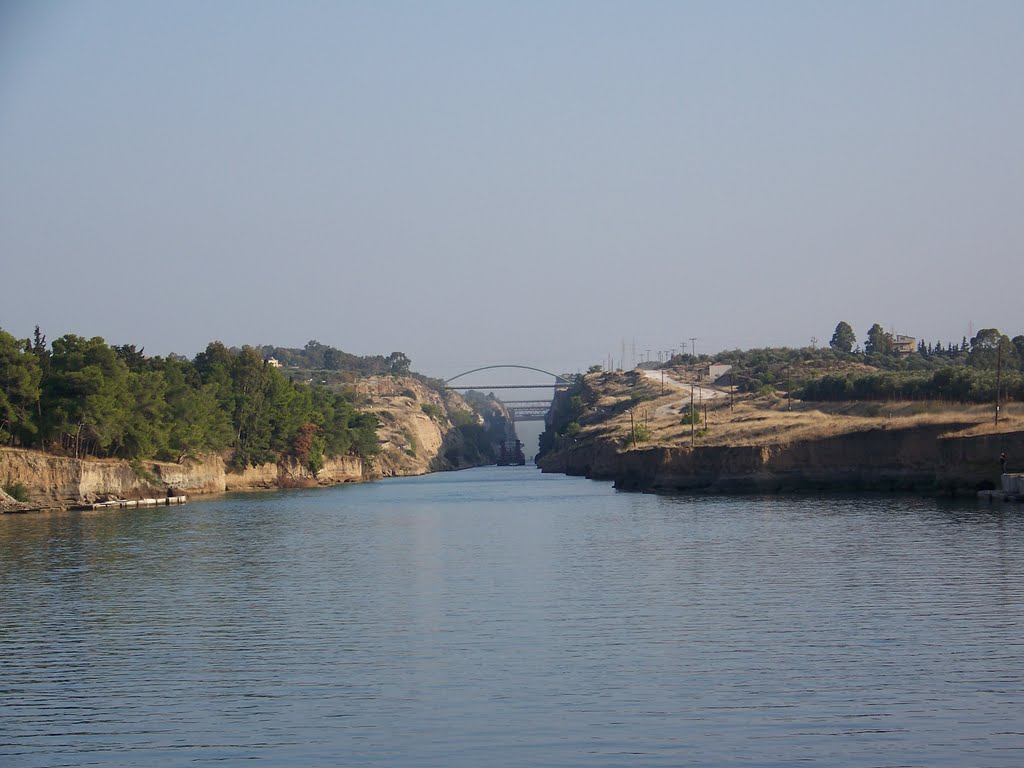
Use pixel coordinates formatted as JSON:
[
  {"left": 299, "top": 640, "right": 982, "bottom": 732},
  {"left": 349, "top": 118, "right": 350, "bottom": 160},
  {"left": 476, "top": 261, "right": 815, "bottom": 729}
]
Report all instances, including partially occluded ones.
[
  {"left": 705, "top": 363, "right": 732, "bottom": 383},
  {"left": 892, "top": 335, "right": 916, "bottom": 358},
  {"left": 266, "top": 357, "right": 282, "bottom": 368}
]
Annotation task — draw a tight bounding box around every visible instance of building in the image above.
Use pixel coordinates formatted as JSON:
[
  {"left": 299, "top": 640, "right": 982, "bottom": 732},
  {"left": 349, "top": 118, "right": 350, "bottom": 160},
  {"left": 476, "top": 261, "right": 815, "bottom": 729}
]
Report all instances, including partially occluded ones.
[
  {"left": 266, "top": 357, "right": 282, "bottom": 368},
  {"left": 705, "top": 363, "right": 732, "bottom": 383},
  {"left": 892, "top": 335, "right": 916, "bottom": 358}
]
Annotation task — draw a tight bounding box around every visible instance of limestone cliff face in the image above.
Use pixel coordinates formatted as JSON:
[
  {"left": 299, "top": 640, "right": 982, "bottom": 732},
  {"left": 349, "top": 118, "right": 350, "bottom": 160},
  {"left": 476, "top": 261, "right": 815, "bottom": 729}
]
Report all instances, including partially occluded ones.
[
  {"left": 0, "top": 448, "right": 363, "bottom": 507},
  {"left": 360, "top": 376, "right": 499, "bottom": 477},
  {"left": 0, "top": 376, "right": 504, "bottom": 508},
  {"left": 223, "top": 455, "right": 363, "bottom": 491},
  {"left": 539, "top": 426, "right": 1024, "bottom": 495}
]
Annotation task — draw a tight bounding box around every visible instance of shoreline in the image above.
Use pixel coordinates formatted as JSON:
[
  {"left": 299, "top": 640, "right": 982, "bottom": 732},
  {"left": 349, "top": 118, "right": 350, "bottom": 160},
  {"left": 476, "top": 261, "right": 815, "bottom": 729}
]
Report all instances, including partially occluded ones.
[{"left": 537, "top": 425, "right": 1024, "bottom": 499}]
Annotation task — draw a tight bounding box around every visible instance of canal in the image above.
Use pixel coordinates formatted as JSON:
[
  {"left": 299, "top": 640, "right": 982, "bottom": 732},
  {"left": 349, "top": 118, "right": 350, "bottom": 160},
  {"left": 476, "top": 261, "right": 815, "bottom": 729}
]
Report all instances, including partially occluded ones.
[{"left": 2, "top": 467, "right": 1022, "bottom": 766}]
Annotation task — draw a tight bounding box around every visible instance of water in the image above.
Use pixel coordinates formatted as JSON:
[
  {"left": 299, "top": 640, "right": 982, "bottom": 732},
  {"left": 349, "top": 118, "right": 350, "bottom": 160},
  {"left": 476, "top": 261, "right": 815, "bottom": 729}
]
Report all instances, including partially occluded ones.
[{"left": 2, "top": 467, "right": 1023, "bottom": 767}]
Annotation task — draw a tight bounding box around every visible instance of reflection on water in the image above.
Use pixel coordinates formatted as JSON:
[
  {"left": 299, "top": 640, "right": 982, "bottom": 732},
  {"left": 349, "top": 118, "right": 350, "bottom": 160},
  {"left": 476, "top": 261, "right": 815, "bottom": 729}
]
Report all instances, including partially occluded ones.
[{"left": 2, "top": 468, "right": 1023, "bottom": 767}]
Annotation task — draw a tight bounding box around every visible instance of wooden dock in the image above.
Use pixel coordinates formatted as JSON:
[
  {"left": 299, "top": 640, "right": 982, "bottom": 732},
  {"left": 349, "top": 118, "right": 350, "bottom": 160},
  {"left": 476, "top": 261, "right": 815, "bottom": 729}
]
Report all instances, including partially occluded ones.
[{"left": 87, "top": 495, "right": 188, "bottom": 510}]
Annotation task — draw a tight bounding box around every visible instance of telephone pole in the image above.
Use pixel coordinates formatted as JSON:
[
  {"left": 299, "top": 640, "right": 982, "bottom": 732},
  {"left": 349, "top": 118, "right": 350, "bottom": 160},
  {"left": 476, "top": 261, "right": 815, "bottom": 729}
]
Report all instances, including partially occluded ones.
[
  {"left": 690, "top": 385, "right": 695, "bottom": 446},
  {"left": 690, "top": 337, "right": 697, "bottom": 359},
  {"left": 996, "top": 340, "right": 1003, "bottom": 426}
]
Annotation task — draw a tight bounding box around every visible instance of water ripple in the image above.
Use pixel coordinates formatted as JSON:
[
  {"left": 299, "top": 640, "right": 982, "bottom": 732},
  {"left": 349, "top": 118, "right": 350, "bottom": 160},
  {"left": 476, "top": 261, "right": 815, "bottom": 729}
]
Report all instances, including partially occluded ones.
[{"left": 2, "top": 469, "right": 1023, "bottom": 767}]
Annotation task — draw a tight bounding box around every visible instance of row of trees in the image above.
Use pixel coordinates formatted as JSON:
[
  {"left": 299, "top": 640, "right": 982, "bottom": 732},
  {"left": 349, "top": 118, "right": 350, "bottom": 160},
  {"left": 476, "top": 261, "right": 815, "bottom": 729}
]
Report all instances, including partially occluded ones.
[
  {"left": 0, "top": 328, "right": 380, "bottom": 470},
  {"left": 799, "top": 367, "right": 1024, "bottom": 403},
  {"left": 258, "top": 340, "right": 411, "bottom": 376},
  {"left": 830, "top": 321, "right": 1023, "bottom": 369}
]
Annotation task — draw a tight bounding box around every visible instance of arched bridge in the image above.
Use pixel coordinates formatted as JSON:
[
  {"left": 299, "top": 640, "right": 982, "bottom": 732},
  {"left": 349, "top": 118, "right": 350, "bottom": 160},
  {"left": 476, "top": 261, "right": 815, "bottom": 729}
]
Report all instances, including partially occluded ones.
[{"left": 444, "top": 365, "right": 575, "bottom": 421}]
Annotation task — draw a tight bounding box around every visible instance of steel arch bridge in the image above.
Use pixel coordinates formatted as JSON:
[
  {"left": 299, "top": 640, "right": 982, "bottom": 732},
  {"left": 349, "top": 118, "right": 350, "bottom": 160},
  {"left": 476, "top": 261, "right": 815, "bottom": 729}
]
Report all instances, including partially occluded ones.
[
  {"left": 444, "top": 365, "right": 573, "bottom": 391},
  {"left": 444, "top": 365, "right": 574, "bottom": 421}
]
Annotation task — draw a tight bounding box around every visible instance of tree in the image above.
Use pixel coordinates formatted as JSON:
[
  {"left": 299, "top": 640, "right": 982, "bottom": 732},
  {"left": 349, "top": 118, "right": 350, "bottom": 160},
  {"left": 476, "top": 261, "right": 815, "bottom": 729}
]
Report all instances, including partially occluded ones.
[
  {"left": 864, "top": 324, "right": 893, "bottom": 356},
  {"left": 42, "top": 335, "right": 132, "bottom": 457},
  {"left": 385, "top": 351, "right": 411, "bottom": 375},
  {"left": 969, "top": 328, "right": 1018, "bottom": 369},
  {"left": 0, "top": 328, "right": 43, "bottom": 445},
  {"left": 1013, "top": 336, "right": 1024, "bottom": 366},
  {"left": 829, "top": 321, "right": 856, "bottom": 353}
]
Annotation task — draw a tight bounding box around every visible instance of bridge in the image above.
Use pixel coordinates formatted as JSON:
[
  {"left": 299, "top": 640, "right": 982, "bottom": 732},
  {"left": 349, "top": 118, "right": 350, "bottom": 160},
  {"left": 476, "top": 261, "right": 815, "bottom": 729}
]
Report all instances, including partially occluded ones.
[
  {"left": 501, "top": 400, "right": 554, "bottom": 422},
  {"left": 444, "top": 365, "right": 574, "bottom": 422}
]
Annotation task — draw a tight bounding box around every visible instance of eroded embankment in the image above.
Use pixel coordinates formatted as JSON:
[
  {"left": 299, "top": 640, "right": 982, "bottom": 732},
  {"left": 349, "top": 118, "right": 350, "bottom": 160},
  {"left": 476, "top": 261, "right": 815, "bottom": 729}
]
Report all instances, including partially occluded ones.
[
  {"left": 0, "top": 447, "right": 366, "bottom": 508},
  {"left": 0, "top": 375, "right": 515, "bottom": 509},
  {"left": 538, "top": 425, "right": 1024, "bottom": 495}
]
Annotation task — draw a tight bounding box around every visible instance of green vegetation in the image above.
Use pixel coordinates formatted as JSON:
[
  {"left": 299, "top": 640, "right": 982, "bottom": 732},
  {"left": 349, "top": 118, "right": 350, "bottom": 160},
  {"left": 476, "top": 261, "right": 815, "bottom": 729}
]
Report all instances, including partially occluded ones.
[
  {"left": 428, "top": 390, "right": 514, "bottom": 467},
  {"left": 829, "top": 321, "right": 856, "bottom": 353},
  {"left": 686, "top": 324, "right": 1024, "bottom": 400},
  {"left": 680, "top": 406, "right": 701, "bottom": 425},
  {"left": 3, "top": 482, "right": 31, "bottom": 503},
  {"left": 630, "top": 423, "right": 651, "bottom": 444},
  {"left": 799, "top": 368, "right": 1023, "bottom": 403},
  {"left": 258, "top": 340, "right": 411, "bottom": 376},
  {"left": 420, "top": 403, "right": 446, "bottom": 422},
  {"left": 0, "top": 327, "right": 380, "bottom": 470}
]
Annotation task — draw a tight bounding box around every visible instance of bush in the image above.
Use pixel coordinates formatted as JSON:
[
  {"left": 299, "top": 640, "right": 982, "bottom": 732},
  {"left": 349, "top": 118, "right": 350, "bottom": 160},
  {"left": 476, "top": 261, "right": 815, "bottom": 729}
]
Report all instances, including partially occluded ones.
[
  {"left": 3, "top": 482, "right": 31, "bottom": 503},
  {"left": 421, "top": 403, "right": 446, "bottom": 422},
  {"left": 630, "top": 424, "right": 651, "bottom": 444}
]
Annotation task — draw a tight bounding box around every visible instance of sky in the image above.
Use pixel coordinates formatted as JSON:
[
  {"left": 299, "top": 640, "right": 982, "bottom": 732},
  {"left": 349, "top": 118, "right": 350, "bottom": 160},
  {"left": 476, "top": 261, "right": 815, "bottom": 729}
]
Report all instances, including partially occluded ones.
[{"left": 1, "top": 1, "right": 1022, "bottom": 381}]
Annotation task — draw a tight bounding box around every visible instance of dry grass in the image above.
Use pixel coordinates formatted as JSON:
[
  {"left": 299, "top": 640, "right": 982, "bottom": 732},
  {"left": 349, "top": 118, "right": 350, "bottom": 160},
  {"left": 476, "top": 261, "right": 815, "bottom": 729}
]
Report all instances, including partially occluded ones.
[{"left": 576, "top": 371, "right": 1022, "bottom": 449}]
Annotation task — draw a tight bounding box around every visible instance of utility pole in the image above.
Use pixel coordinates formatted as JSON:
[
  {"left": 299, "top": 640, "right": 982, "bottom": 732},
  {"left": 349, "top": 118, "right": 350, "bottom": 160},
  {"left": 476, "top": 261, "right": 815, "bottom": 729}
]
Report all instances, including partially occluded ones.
[
  {"left": 690, "top": 337, "right": 697, "bottom": 359},
  {"left": 690, "top": 385, "right": 695, "bottom": 447},
  {"left": 996, "top": 339, "right": 1003, "bottom": 426}
]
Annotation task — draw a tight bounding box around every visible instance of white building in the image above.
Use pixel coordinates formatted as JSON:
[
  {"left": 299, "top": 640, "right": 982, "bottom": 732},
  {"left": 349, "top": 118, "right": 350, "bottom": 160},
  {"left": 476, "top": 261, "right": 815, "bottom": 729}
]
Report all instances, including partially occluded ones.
[{"left": 706, "top": 363, "right": 732, "bottom": 383}]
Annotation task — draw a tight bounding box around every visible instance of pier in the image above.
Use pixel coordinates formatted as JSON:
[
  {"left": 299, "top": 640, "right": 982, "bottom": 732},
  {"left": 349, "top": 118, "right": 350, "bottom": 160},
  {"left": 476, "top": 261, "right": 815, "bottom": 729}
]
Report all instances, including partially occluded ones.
[{"left": 85, "top": 495, "right": 188, "bottom": 510}]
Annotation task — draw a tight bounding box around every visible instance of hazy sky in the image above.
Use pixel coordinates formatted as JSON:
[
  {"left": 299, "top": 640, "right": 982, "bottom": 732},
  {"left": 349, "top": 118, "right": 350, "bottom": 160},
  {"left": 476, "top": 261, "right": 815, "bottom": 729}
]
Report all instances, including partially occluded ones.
[{"left": 1, "top": 1, "right": 1021, "bottom": 379}]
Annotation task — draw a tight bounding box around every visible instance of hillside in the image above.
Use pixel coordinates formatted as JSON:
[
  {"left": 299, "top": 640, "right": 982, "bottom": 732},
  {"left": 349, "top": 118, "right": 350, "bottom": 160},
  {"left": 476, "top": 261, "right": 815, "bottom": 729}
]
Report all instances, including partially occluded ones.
[{"left": 538, "top": 365, "right": 1023, "bottom": 494}]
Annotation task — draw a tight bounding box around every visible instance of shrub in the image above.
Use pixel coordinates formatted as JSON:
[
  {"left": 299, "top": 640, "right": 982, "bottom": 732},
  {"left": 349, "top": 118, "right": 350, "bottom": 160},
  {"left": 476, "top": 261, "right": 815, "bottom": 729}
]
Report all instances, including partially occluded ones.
[
  {"left": 3, "top": 482, "right": 31, "bottom": 503},
  {"left": 630, "top": 424, "right": 651, "bottom": 444},
  {"left": 421, "top": 403, "right": 446, "bottom": 422},
  {"left": 680, "top": 406, "right": 701, "bottom": 425}
]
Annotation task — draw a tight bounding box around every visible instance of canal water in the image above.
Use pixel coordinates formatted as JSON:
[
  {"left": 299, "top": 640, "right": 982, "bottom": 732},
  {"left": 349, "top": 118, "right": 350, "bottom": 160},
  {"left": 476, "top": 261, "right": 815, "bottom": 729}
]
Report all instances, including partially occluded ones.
[{"left": 2, "top": 467, "right": 1022, "bottom": 767}]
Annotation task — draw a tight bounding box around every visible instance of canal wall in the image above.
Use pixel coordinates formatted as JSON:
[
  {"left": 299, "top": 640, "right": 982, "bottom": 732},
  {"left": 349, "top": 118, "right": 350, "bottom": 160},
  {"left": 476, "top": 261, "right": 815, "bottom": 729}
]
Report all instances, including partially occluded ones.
[
  {"left": 539, "top": 426, "right": 1024, "bottom": 495},
  {"left": 0, "top": 447, "right": 365, "bottom": 507}
]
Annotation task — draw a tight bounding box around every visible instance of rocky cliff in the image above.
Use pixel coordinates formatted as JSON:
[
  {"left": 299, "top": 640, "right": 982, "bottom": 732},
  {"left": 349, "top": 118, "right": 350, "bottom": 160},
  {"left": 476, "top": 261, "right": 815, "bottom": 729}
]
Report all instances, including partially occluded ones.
[
  {"left": 537, "top": 370, "right": 1023, "bottom": 495},
  {"left": 541, "top": 426, "right": 1024, "bottom": 494},
  {"left": 0, "top": 448, "right": 365, "bottom": 507},
  {"left": 0, "top": 375, "right": 511, "bottom": 509},
  {"left": 357, "top": 375, "right": 510, "bottom": 477}
]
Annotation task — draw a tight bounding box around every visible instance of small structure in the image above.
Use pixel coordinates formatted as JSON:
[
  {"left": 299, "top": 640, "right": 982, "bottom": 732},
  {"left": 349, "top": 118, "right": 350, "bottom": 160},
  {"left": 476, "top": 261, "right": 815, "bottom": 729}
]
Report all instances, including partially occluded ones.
[
  {"left": 86, "top": 495, "right": 188, "bottom": 510},
  {"left": 496, "top": 440, "right": 526, "bottom": 466},
  {"left": 892, "top": 336, "right": 916, "bottom": 358},
  {"left": 266, "top": 357, "right": 282, "bottom": 368},
  {"left": 978, "top": 474, "right": 1024, "bottom": 503},
  {"left": 705, "top": 364, "right": 732, "bottom": 383}
]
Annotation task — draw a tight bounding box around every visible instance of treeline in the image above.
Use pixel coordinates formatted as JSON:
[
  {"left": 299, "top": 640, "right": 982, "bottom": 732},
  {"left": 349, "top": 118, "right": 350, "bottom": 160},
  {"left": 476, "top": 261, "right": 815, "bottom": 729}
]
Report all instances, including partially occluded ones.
[
  {"left": 0, "top": 327, "right": 379, "bottom": 470},
  {"left": 258, "top": 340, "right": 411, "bottom": 376},
  {"left": 799, "top": 368, "right": 1024, "bottom": 403}
]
